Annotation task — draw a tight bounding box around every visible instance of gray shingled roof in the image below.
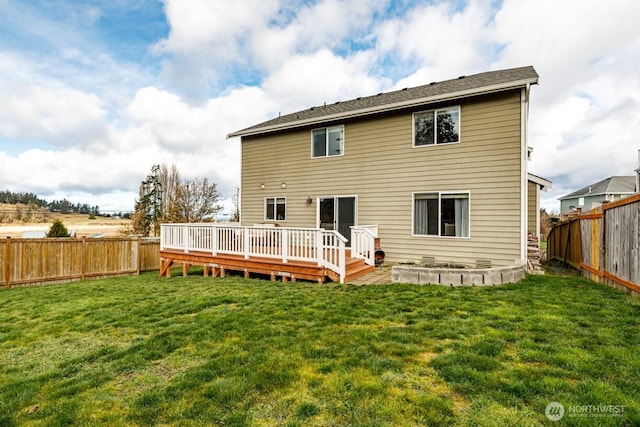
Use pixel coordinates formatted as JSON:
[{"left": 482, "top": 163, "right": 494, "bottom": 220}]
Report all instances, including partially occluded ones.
[
  {"left": 559, "top": 176, "right": 637, "bottom": 200},
  {"left": 228, "top": 65, "right": 538, "bottom": 138}
]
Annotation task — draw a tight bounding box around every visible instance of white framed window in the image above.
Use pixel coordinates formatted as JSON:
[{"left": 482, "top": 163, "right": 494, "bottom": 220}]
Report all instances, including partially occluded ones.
[
  {"left": 312, "top": 125, "right": 344, "bottom": 157},
  {"left": 413, "top": 192, "right": 469, "bottom": 237},
  {"left": 265, "top": 197, "right": 286, "bottom": 221},
  {"left": 413, "top": 106, "right": 460, "bottom": 147}
]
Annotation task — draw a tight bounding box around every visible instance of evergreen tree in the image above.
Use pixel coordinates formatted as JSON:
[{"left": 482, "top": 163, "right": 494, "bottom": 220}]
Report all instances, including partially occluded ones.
[{"left": 47, "top": 220, "right": 70, "bottom": 238}]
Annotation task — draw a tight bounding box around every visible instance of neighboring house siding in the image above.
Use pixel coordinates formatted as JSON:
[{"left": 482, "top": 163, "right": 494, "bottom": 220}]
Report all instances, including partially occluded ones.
[{"left": 241, "top": 90, "right": 523, "bottom": 266}]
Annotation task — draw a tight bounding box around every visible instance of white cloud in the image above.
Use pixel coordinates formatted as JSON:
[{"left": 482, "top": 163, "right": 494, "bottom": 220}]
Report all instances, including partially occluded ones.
[
  {"left": 0, "top": 85, "right": 106, "bottom": 147},
  {"left": 376, "top": 0, "right": 495, "bottom": 85},
  {"left": 263, "top": 49, "right": 384, "bottom": 113}
]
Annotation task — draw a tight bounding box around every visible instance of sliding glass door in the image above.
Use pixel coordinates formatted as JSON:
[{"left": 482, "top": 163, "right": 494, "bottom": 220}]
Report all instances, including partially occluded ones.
[{"left": 319, "top": 196, "right": 356, "bottom": 243}]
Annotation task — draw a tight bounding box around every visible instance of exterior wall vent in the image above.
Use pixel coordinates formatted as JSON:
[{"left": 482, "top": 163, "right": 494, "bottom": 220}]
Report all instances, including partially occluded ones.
[
  {"left": 476, "top": 259, "right": 492, "bottom": 269},
  {"left": 422, "top": 256, "right": 435, "bottom": 265}
]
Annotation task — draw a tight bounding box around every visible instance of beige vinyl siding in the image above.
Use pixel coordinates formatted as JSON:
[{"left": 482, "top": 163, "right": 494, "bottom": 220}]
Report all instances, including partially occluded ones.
[
  {"left": 528, "top": 181, "right": 538, "bottom": 237},
  {"left": 241, "top": 90, "right": 524, "bottom": 266}
]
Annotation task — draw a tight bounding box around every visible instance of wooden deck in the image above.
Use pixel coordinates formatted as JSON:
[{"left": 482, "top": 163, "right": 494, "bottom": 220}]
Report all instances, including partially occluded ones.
[{"left": 159, "top": 249, "right": 375, "bottom": 284}]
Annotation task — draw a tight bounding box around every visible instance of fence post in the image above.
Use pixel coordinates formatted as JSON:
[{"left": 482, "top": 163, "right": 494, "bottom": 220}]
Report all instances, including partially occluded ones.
[
  {"left": 601, "top": 208, "right": 607, "bottom": 278},
  {"left": 3, "top": 237, "right": 10, "bottom": 288},
  {"left": 81, "top": 237, "right": 87, "bottom": 281},
  {"left": 136, "top": 237, "right": 142, "bottom": 276}
]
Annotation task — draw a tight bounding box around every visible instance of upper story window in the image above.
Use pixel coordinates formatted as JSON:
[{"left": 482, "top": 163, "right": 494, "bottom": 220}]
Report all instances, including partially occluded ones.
[
  {"left": 312, "top": 126, "right": 344, "bottom": 157},
  {"left": 413, "top": 106, "right": 460, "bottom": 147},
  {"left": 265, "top": 197, "right": 286, "bottom": 221}
]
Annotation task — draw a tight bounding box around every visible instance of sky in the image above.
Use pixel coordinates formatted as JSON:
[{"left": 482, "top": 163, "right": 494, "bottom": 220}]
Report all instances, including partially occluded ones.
[{"left": 0, "top": 0, "right": 639, "bottom": 215}]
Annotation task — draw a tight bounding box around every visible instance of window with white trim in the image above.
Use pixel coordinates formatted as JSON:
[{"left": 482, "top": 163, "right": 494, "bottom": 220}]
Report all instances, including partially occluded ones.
[
  {"left": 413, "top": 192, "right": 469, "bottom": 237},
  {"left": 265, "top": 197, "right": 286, "bottom": 221},
  {"left": 413, "top": 106, "right": 460, "bottom": 146},
  {"left": 312, "top": 126, "right": 344, "bottom": 157}
]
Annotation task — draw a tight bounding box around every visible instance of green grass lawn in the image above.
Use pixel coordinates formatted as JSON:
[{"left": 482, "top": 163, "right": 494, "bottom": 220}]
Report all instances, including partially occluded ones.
[{"left": 1, "top": 268, "right": 638, "bottom": 426}]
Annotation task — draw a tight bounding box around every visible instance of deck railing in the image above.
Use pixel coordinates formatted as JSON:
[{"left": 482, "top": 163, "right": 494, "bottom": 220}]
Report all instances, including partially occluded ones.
[
  {"left": 350, "top": 225, "right": 377, "bottom": 266},
  {"left": 160, "top": 223, "right": 349, "bottom": 283}
]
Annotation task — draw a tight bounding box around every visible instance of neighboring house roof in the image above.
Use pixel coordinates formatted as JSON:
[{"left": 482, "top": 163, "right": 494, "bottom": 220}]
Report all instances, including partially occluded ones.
[
  {"left": 228, "top": 65, "right": 539, "bottom": 138},
  {"left": 528, "top": 173, "right": 552, "bottom": 191},
  {"left": 21, "top": 230, "right": 47, "bottom": 238},
  {"left": 559, "top": 176, "right": 637, "bottom": 200}
]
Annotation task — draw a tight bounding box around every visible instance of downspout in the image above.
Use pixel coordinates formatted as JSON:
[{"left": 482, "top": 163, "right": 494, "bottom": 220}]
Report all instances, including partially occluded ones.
[{"left": 520, "top": 84, "right": 530, "bottom": 264}]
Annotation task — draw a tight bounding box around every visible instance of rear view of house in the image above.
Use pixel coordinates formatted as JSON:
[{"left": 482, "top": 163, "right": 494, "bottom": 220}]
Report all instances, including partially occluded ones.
[{"left": 229, "top": 66, "right": 545, "bottom": 269}]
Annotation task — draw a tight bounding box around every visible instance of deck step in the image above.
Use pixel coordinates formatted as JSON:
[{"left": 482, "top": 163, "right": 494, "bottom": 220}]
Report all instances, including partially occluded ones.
[{"left": 345, "top": 259, "right": 376, "bottom": 283}]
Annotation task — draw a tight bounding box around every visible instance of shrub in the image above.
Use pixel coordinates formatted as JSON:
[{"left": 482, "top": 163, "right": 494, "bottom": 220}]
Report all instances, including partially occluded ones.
[{"left": 47, "top": 220, "right": 70, "bottom": 237}]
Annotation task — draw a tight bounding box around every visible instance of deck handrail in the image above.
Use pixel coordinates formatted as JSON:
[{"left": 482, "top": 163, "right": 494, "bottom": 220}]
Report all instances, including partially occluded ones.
[
  {"left": 160, "top": 223, "right": 348, "bottom": 283},
  {"left": 350, "top": 225, "right": 377, "bottom": 266}
]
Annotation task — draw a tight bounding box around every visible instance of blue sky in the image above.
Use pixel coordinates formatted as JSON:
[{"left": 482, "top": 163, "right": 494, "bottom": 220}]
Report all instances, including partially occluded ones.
[{"left": 0, "top": 0, "right": 639, "bottom": 214}]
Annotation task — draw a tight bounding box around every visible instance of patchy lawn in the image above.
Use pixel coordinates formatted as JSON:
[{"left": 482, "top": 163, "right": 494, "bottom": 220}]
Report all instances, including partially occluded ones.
[{"left": 0, "top": 269, "right": 638, "bottom": 426}]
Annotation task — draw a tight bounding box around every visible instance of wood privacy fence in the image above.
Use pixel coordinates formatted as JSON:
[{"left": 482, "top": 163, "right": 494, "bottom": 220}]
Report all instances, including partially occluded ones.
[
  {"left": 1, "top": 237, "right": 160, "bottom": 288},
  {"left": 547, "top": 194, "right": 640, "bottom": 296}
]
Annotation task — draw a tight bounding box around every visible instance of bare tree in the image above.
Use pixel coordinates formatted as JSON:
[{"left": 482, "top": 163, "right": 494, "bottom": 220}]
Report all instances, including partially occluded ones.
[
  {"left": 159, "top": 163, "right": 180, "bottom": 221},
  {"left": 127, "top": 164, "right": 223, "bottom": 236},
  {"left": 166, "top": 177, "right": 222, "bottom": 223}
]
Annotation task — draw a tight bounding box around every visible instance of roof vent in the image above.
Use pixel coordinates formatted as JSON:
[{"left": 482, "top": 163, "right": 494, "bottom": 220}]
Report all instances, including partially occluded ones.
[
  {"left": 458, "top": 75, "right": 466, "bottom": 79},
  {"left": 429, "top": 81, "right": 436, "bottom": 85},
  {"left": 310, "top": 107, "right": 315, "bottom": 111},
  {"left": 377, "top": 92, "right": 382, "bottom": 96},
  {"left": 588, "top": 186, "right": 592, "bottom": 193},
  {"left": 402, "top": 87, "right": 408, "bottom": 91},
  {"left": 335, "top": 101, "right": 340, "bottom": 104},
  {"left": 356, "top": 97, "right": 362, "bottom": 100}
]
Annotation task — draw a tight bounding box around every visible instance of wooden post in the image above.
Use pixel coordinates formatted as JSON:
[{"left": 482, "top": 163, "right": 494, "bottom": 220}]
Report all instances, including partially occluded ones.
[
  {"left": 136, "top": 237, "right": 142, "bottom": 276},
  {"left": 601, "top": 208, "right": 607, "bottom": 278},
  {"left": 81, "top": 237, "right": 87, "bottom": 281},
  {"left": 3, "top": 237, "right": 10, "bottom": 288}
]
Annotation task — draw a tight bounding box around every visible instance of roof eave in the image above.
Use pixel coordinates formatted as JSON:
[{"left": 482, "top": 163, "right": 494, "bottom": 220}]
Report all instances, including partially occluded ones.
[
  {"left": 227, "top": 77, "right": 538, "bottom": 139},
  {"left": 558, "top": 191, "right": 636, "bottom": 201},
  {"left": 527, "top": 173, "right": 552, "bottom": 191}
]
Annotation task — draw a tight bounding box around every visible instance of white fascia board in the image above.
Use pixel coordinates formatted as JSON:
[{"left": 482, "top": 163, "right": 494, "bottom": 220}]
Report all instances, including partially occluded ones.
[
  {"left": 527, "top": 173, "right": 552, "bottom": 191},
  {"left": 227, "top": 78, "right": 539, "bottom": 139}
]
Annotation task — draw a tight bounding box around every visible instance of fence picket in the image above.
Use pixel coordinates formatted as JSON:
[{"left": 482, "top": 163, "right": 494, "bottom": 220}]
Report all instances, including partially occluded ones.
[
  {"left": 548, "top": 195, "right": 640, "bottom": 295},
  {"left": 0, "top": 237, "right": 159, "bottom": 288}
]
